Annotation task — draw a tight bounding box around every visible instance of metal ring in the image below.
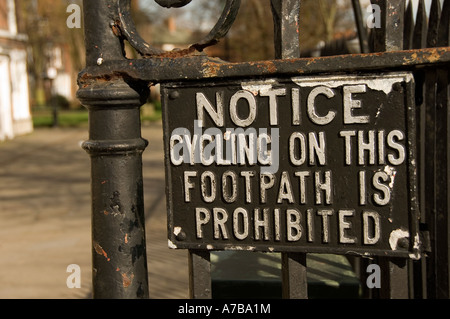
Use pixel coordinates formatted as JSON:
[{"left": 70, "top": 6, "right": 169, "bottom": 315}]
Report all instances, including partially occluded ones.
[
  {"left": 154, "top": 0, "right": 192, "bottom": 8},
  {"left": 117, "top": 0, "right": 241, "bottom": 57}
]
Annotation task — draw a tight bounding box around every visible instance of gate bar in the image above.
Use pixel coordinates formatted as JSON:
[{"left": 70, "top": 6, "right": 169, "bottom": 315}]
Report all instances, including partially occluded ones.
[
  {"left": 370, "top": 0, "right": 412, "bottom": 299},
  {"left": 78, "top": 0, "right": 150, "bottom": 298},
  {"left": 189, "top": 250, "right": 212, "bottom": 299},
  {"left": 271, "top": 0, "right": 308, "bottom": 299}
]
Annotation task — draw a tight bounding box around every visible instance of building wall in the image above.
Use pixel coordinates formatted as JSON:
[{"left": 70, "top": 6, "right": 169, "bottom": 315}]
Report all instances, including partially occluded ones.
[{"left": 0, "top": 0, "right": 32, "bottom": 141}]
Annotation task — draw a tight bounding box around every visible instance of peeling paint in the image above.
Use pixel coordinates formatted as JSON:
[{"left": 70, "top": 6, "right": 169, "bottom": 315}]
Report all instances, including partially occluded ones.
[
  {"left": 384, "top": 165, "right": 397, "bottom": 188},
  {"left": 292, "top": 73, "right": 413, "bottom": 95},
  {"left": 375, "top": 103, "right": 384, "bottom": 120},
  {"left": 174, "top": 226, "right": 182, "bottom": 236},
  {"left": 168, "top": 239, "right": 178, "bottom": 249},
  {"left": 409, "top": 233, "right": 422, "bottom": 260},
  {"left": 389, "top": 228, "right": 409, "bottom": 250},
  {"left": 241, "top": 79, "right": 278, "bottom": 96},
  {"left": 223, "top": 246, "right": 256, "bottom": 251},
  {"left": 122, "top": 272, "right": 134, "bottom": 288},
  {"left": 94, "top": 242, "right": 110, "bottom": 261}
]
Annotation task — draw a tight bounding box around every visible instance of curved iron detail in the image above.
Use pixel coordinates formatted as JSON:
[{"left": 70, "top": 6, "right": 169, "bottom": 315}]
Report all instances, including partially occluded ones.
[
  {"left": 154, "top": 0, "right": 192, "bottom": 8},
  {"left": 191, "top": 0, "right": 241, "bottom": 52},
  {"left": 117, "top": 0, "right": 164, "bottom": 57},
  {"left": 117, "top": 0, "right": 241, "bottom": 58}
]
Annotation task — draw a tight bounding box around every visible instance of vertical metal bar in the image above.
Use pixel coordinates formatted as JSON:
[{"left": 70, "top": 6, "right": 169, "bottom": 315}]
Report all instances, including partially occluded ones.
[
  {"left": 434, "top": 66, "right": 450, "bottom": 299},
  {"left": 409, "top": 0, "right": 428, "bottom": 299},
  {"left": 352, "top": 0, "right": 370, "bottom": 53},
  {"left": 412, "top": 32, "right": 427, "bottom": 301},
  {"left": 369, "top": 0, "right": 410, "bottom": 299},
  {"left": 271, "top": 0, "right": 301, "bottom": 59},
  {"left": 434, "top": 0, "right": 450, "bottom": 298},
  {"left": 379, "top": 258, "right": 410, "bottom": 298},
  {"left": 427, "top": 0, "right": 442, "bottom": 48},
  {"left": 424, "top": 69, "right": 438, "bottom": 298},
  {"left": 424, "top": 0, "right": 441, "bottom": 299},
  {"left": 189, "top": 250, "right": 212, "bottom": 299},
  {"left": 438, "top": 0, "right": 450, "bottom": 47},
  {"left": 77, "top": 0, "right": 149, "bottom": 298},
  {"left": 271, "top": 0, "right": 308, "bottom": 299},
  {"left": 282, "top": 253, "right": 308, "bottom": 299},
  {"left": 404, "top": 0, "right": 414, "bottom": 50},
  {"left": 370, "top": 0, "right": 405, "bottom": 52},
  {"left": 412, "top": 0, "right": 427, "bottom": 49}
]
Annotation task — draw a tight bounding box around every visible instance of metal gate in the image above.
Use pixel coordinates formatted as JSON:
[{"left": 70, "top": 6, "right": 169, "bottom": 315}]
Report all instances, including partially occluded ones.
[{"left": 77, "top": 0, "right": 450, "bottom": 299}]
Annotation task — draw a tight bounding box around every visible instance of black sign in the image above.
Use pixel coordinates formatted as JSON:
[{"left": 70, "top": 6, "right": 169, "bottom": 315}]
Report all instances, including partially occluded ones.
[{"left": 162, "top": 72, "right": 420, "bottom": 258}]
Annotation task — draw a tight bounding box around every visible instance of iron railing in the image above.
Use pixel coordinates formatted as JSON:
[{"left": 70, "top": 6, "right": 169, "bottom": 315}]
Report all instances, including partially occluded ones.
[{"left": 77, "top": 0, "right": 450, "bottom": 299}]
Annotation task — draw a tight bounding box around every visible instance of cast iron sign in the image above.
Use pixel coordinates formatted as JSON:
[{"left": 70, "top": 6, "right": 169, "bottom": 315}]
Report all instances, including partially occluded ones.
[{"left": 162, "top": 72, "right": 420, "bottom": 258}]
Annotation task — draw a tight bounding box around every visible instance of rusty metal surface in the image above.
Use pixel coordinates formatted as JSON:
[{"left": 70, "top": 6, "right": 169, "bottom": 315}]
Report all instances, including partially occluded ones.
[{"left": 78, "top": 47, "right": 450, "bottom": 86}]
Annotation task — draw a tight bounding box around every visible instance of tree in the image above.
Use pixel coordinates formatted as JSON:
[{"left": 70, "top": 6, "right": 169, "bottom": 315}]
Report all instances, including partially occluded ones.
[
  {"left": 16, "top": 0, "right": 84, "bottom": 106},
  {"left": 299, "top": 0, "right": 355, "bottom": 51}
]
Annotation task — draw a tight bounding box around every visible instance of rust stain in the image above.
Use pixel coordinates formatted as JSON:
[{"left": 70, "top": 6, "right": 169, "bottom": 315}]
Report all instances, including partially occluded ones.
[
  {"left": 403, "top": 52, "right": 418, "bottom": 64},
  {"left": 122, "top": 273, "right": 135, "bottom": 288},
  {"left": 94, "top": 242, "right": 111, "bottom": 261},
  {"left": 124, "top": 233, "right": 129, "bottom": 244},
  {"left": 403, "top": 48, "right": 443, "bottom": 64},
  {"left": 202, "top": 61, "right": 222, "bottom": 78},
  {"left": 424, "top": 48, "right": 441, "bottom": 63},
  {"left": 262, "top": 61, "right": 277, "bottom": 73},
  {"left": 156, "top": 46, "right": 196, "bottom": 58}
]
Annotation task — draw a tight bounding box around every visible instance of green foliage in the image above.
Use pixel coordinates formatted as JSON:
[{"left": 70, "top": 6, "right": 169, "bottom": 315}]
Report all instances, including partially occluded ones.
[{"left": 32, "top": 109, "right": 89, "bottom": 128}]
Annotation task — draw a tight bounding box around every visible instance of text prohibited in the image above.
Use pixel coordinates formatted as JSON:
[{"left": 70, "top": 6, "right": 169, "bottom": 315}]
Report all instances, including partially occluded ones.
[{"left": 163, "top": 72, "right": 421, "bottom": 259}]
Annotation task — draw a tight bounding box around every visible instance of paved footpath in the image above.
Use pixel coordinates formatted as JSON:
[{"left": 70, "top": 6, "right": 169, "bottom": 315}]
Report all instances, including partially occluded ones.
[{"left": 0, "top": 122, "right": 189, "bottom": 299}]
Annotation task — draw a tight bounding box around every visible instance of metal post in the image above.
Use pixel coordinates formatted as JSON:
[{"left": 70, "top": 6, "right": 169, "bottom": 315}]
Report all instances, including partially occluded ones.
[
  {"left": 434, "top": 1, "right": 450, "bottom": 297},
  {"left": 370, "top": 0, "right": 405, "bottom": 52},
  {"left": 77, "top": 0, "right": 150, "bottom": 298},
  {"left": 369, "top": 0, "right": 411, "bottom": 299},
  {"left": 271, "top": 0, "right": 301, "bottom": 59},
  {"left": 189, "top": 250, "right": 212, "bottom": 299},
  {"left": 352, "top": 0, "right": 370, "bottom": 53},
  {"left": 271, "top": 0, "right": 308, "bottom": 299}
]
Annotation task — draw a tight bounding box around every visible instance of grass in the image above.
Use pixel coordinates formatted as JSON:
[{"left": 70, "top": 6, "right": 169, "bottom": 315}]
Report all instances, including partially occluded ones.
[
  {"left": 32, "top": 104, "right": 162, "bottom": 128},
  {"left": 32, "top": 109, "right": 89, "bottom": 127}
]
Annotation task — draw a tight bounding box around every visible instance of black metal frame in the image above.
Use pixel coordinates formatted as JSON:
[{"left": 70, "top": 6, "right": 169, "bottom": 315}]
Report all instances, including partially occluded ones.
[{"left": 78, "top": 0, "right": 450, "bottom": 299}]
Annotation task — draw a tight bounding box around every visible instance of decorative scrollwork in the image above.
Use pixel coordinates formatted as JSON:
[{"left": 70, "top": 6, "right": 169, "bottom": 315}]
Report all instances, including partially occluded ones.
[
  {"left": 154, "top": 0, "right": 192, "bottom": 8},
  {"left": 117, "top": 0, "right": 241, "bottom": 58}
]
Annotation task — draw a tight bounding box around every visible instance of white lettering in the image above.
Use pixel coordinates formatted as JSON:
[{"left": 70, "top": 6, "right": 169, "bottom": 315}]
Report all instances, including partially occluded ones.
[
  {"left": 307, "top": 86, "right": 336, "bottom": 125},
  {"left": 343, "top": 85, "right": 370, "bottom": 124}
]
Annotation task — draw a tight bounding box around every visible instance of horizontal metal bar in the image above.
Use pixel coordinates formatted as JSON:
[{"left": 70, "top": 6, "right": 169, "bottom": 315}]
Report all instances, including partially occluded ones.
[{"left": 78, "top": 47, "right": 450, "bottom": 85}]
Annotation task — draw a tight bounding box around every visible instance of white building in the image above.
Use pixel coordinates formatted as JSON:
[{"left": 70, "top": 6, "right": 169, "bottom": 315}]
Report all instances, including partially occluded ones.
[{"left": 0, "top": 0, "right": 32, "bottom": 141}]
